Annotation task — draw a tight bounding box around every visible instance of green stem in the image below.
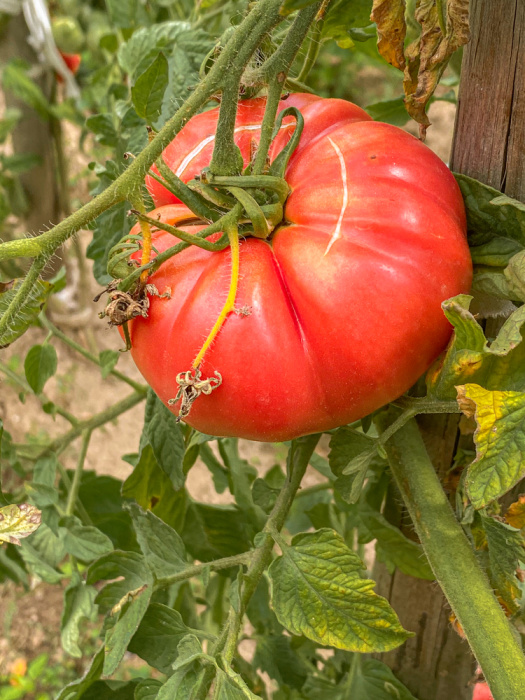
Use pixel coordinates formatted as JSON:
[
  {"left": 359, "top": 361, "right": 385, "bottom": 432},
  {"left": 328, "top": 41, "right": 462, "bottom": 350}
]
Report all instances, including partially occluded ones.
[
  {"left": 40, "top": 391, "right": 145, "bottom": 459},
  {"left": 130, "top": 210, "right": 231, "bottom": 251},
  {"left": 297, "top": 16, "right": 324, "bottom": 83},
  {"left": 65, "top": 429, "right": 92, "bottom": 517},
  {"left": 155, "top": 551, "right": 253, "bottom": 588},
  {"left": 39, "top": 314, "right": 147, "bottom": 394},
  {"left": 375, "top": 408, "right": 525, "bottom": 700},
  {"left": 0, "top": 255, "right": 48, "bottom": 341},
  {"left": 0, "top": 360, "right": 78, "bottom": 425},
  {"left": 154, "top": 158, "right": 221, "bottom": 221},
  {"left": 221, "top": 434, "right": 320, "bottom": 663}
]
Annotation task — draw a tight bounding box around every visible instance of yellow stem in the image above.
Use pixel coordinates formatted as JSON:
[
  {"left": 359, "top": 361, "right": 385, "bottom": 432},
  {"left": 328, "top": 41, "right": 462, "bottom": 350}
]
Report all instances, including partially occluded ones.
[
  {"left": 192, "top": 223, "right": 240, "bottom": 369},
  {"left": 134, "top": 198, "right": 152, "bottom": 285}
]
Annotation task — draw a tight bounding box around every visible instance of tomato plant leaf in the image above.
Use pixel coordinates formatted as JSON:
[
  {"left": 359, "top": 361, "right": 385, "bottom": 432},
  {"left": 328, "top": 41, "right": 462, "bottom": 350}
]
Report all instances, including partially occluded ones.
[
  {"left": 428, "top": 297, "right": 525, "bottom": 399},
  {"left": 481, "top": 515, "right": 524, "bottom": 613},
  {"left": 214, "top": 667, "right": 263, "bottom": 699},
  {"left": 125, "top": 502, "right": 189, "bottom": 578},
  {"left": 357, "top": 506, "right": 434, "bottom": 580},
  {"left": 132, "top": 52, "right": 169, "bottom": 126},
  {"left": 128, "top": 603, "right": 195, "bottom": 674},
  {"left": 269, "top": 529, "right": 412, "bottom": 652},
  {"left": 457, "top": 384, "right": 525, "bottom": 508},
  {"left": 253, "top": 634, "right": 310, "bottom": 690},
  {"left": 279, "top": 0, "right": 318, "bottom": 15},
  {"left": 304, "top": 656, "right": 417, "bottom": 699},
  {"left": 87, "top": 201, "right": 132, "bottom": 285},
  {"left": 322, "top": 0, "right": 374, "bottom": 49},
  {"left": 0, "top": 278, "right": 53, "bottom": 348},
  {"left": 0, "top": 421, "right": 8, "bottom": 507},
  {"left": 182, "top": 502, "right": 253, "bottom": 561},
  {"left": 56, "top": 646, "right": 105, "bottom": 700},
  {"left": 60, "top": 516, "right": 114, "bottom": 562},
  {"left": 106, "top": 0, "right": 142, "bottom": 28},
  {"left": 0, "top": 502, "right": 41, "bottom": 545},
  {"left": 141, "top": 390, "right": 185, "bottom": 491},
  {"left": 329, "top": 427, "right": 384, "bottom": 503},
  {"left": 87, "top": 550, "right": 151, "bottom": 613},
  {"left": 99, "top": 349, "right": 120, "bottom": 378},
  {"left": 366, "top": 96, "right": 410, "bottom": 126},
  {"left": 24, "top": 343, "right": 58, "bottom": 394},
  {"left": 403, "top": 0, "right": 469, "bottom": 135},
  {"left": 122, "top": 446, "right": 189, "bottom": 533},
  {"left": 505, "top": 495, "right": 525, "bottom": 529},
  {"left": 135, "top": 679, "right": 163, "bottom": 700},
  {"left": 61, "top": 573, "right": 98, "bottom": 658},
  {"left": 371, "top": 0, "right": 406, "bottom": 70},
  {"left": 104, "top": 582, "right": 153, "bottom": 676},
  {"left": 2, "top": 62, "right": 52, "bottom": 120}
]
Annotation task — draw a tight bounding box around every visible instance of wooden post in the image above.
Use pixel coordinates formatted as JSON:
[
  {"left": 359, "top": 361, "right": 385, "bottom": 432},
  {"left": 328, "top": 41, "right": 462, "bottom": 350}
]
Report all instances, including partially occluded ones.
[{"left": 374, "top": 3, "right": 525, "bottom": 699}]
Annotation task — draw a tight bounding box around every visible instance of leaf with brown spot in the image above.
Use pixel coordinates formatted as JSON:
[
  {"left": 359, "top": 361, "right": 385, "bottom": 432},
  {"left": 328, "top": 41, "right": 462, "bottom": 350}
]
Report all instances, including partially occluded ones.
[
  {"left": 0, "top": 503, "right": 41, "bottom": 545},
  {"left": 456, "top": 386, "right": 475, "bottom": 418},
  {"left": 506, "top": 496, "right": 525, "bottom": 530},
  {"left": 371, "top": 0, "right": 407, "bottom": 70},
  {"left": 403, "top": 0, "right": 470, "bottom": 137}
]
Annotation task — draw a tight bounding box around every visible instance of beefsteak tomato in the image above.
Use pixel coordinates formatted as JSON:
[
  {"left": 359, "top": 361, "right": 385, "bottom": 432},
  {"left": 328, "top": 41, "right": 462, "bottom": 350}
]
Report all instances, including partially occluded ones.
[
  {"left": 123, "top": 94, "right": 471, "bottom": 441},
  {"left": 473, "top": 683, "right": 493, "bottom": 700}
]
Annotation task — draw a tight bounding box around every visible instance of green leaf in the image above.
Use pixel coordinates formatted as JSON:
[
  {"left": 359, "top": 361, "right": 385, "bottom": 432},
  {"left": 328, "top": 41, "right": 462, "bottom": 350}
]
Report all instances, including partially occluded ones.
[
  {"left": 99, "top": 349, "right": 120, "bottom": 379},
  {"left": 87, "top": 550, "right": 150, "bottom": 613},
  {"left": 56, "top": 646, "right": 105, "bottom": 700},
  {"left": 24, "top": 344, "right": 58, "bottom": 394},
  {"left": 60, "top": 516, "right": 114, "bottom": 562},
  {"left": 87, "top": 201, "right": 132, "bottom": 285},
  {"left": 253, "top": 635, "right": 309, "bottom": 690},
  {"left": 482, "top": 515, "right": 524, "bottom": 612},
  {"left": 0, "top": 278, "right": 53, "bottom": 348},
  {"left": 329, "top": 428, "right": 384, "bottom": 503},
  {"left": 0, "top": 421, "right": 9, "bottom": 506},
  {"left": 279, "top": 0, "right": 318, "bottom": 15},
  {"left": 128, "top": 603, "right": 194, "bottom": 674},
  {"left": 61, "top": 573, "right": 98, "bottom": 657},
  {"left": 322, "top": 0, "right": 373, "bottom": 48},
  {"left": 269, "top": 529, "right": 412, "bottom": 652},
  {"left": 106, "top": 0, "right": 140, "bottom": 28},
  {"left": 0, "top": 502, "right": 41, "bottom": 545},
  {"left": 2, "top": 62, "right": 51, "bottom": 120},
  {"left": 85, "top": 114, "right": 119, "bottom": 147},
  {"left": 141, "top": 390, "right": 185, "bottom": 491},
  {"left": 366, "top": 97, "right": 410, "bottom": 126},
  {"left": 104, "top": 582, "right": 153, "bottom": 676},
  {"left": 455, "top": 174, "right": 525, "bottom": 249},
  {"left": 33, "top": 454, "right": 58, "bottom": 487},
  {"left": 125, "top": 502, "right": 189, "bottom": 578},
  {"left": 0, "top": 107, "right": 21, "bottom": 144},
  {"left": 505, "top": 250, "right": 525, "bottom": 302},
  {"left": 181, "top": 502, "right": 253, "bottom": 561},
  {"left": 135, "top": 679, "right": 163, "bottom": 700},
  {"left": 121, "top": 446, "right": 189, "bottom": 533},
  {"left": 427, "top": 296, "right": 525, "bottom": 399},
  {"left": 304, "top": 657, "right": 417, "bottom": 699},
  {"left": 26, "top": 482, "right": 59, "bottom": 507},
  {"left": 357, "top": 506, "right": 434, "bottom": 580},
  {"left": 214, "top": 668, "right": 263, "bottom": 699},
  {"left": 132, "top": 53, "right": 169, "bottom": 125},
  {"left": 458, "top": 384, "right": 525, "bottom": 508},
  {"left": 3, "top": 153, "right": 42, "bottom": 174}
]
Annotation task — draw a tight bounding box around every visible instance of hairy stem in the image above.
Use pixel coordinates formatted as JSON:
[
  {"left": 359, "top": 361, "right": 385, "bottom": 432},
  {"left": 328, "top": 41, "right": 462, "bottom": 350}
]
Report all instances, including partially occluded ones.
[
  {"left": 65, "top": 429, "right": 92, "bottom": 517},
  {"left": 0, "top": 255, "right": 48, "bottom": 341},
  {"left": 39, "top": 314, "right": 147, "bottom": 393},
  {"left": 375, "top": 408, "right": 525, "bottom": 700},
  {"left": 155, "top": 551, "right": 253, "bottom": 588}
]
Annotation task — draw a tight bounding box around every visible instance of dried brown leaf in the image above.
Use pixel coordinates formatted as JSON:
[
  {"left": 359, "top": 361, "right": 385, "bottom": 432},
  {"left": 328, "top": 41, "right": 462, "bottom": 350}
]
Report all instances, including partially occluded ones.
[
  {"left": 371, "top": 0, "right": 407, "bottom": 70},
  {"left": 403, "top": 0, "right": 470, "bottom": 137},
  {"left": 506, "top": 495, "right": 525, "bottom": 530}
]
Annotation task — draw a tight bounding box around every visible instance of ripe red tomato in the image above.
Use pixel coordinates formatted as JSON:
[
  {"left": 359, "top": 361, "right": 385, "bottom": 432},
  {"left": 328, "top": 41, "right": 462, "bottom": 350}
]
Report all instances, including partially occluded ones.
[
  {"left": 56, "top": 52, "right": 81, "bottom": 83},
  {"left": 473, "top": 683, "right": 493, "bottom": 700},
  {"left": 124, "top": 94, "right": 472, "bottom": 441}
]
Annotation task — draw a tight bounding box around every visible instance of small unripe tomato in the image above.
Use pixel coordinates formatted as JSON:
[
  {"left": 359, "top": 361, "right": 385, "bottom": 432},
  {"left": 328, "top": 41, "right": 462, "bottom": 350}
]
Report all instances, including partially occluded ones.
[{"left": 52, "top": 16, "right": 84, "bottom": 54}]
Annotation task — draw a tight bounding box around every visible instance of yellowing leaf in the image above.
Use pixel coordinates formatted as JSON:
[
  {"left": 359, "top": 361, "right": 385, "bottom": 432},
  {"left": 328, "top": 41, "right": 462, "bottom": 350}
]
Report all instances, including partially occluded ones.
[
  {"left": 269, "top": 529, "right": 413, "bottom": 653},
  {"left": 456, "top": 384, "right": 525, "bottom": 508},
  {"left": 371, "top": 0, "right": 407, "bottom": 70},
  {"left": 505, "top": 496, "right": 525, "bottom": 529},
  {"left": 0, "top": 503, "right": 41, "bottom": 545}
]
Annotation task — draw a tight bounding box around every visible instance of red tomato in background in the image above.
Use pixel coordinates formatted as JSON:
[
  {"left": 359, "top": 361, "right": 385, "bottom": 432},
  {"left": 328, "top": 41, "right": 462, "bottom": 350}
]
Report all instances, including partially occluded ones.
[
  {"left": 56, "top": 52, "right": 81, "bottom": 83},
  {"left": 124, "top": 94, "right": 472, "bottom": 442},
  {"left": 473, "top": 683, "right": 493, "bottom": 700}
]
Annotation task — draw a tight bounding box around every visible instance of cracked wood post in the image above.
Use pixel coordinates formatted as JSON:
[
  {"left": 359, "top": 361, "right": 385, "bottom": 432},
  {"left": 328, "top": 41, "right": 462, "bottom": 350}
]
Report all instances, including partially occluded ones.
[{"left": 372, "top": 3, "right": 525, "bottom": 700}]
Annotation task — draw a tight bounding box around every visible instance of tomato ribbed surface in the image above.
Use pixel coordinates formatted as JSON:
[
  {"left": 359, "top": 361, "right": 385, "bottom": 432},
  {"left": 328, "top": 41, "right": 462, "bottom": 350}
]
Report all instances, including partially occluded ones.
[{"left": 124, "top": 95, "right": 472, "bottom": 441}]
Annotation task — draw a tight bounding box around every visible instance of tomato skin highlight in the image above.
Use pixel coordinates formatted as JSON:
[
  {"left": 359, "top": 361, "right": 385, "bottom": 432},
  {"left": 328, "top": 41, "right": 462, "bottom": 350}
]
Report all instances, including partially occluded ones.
[{"left": 125, "top": 95, "right": 472, "bottom": 442}]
